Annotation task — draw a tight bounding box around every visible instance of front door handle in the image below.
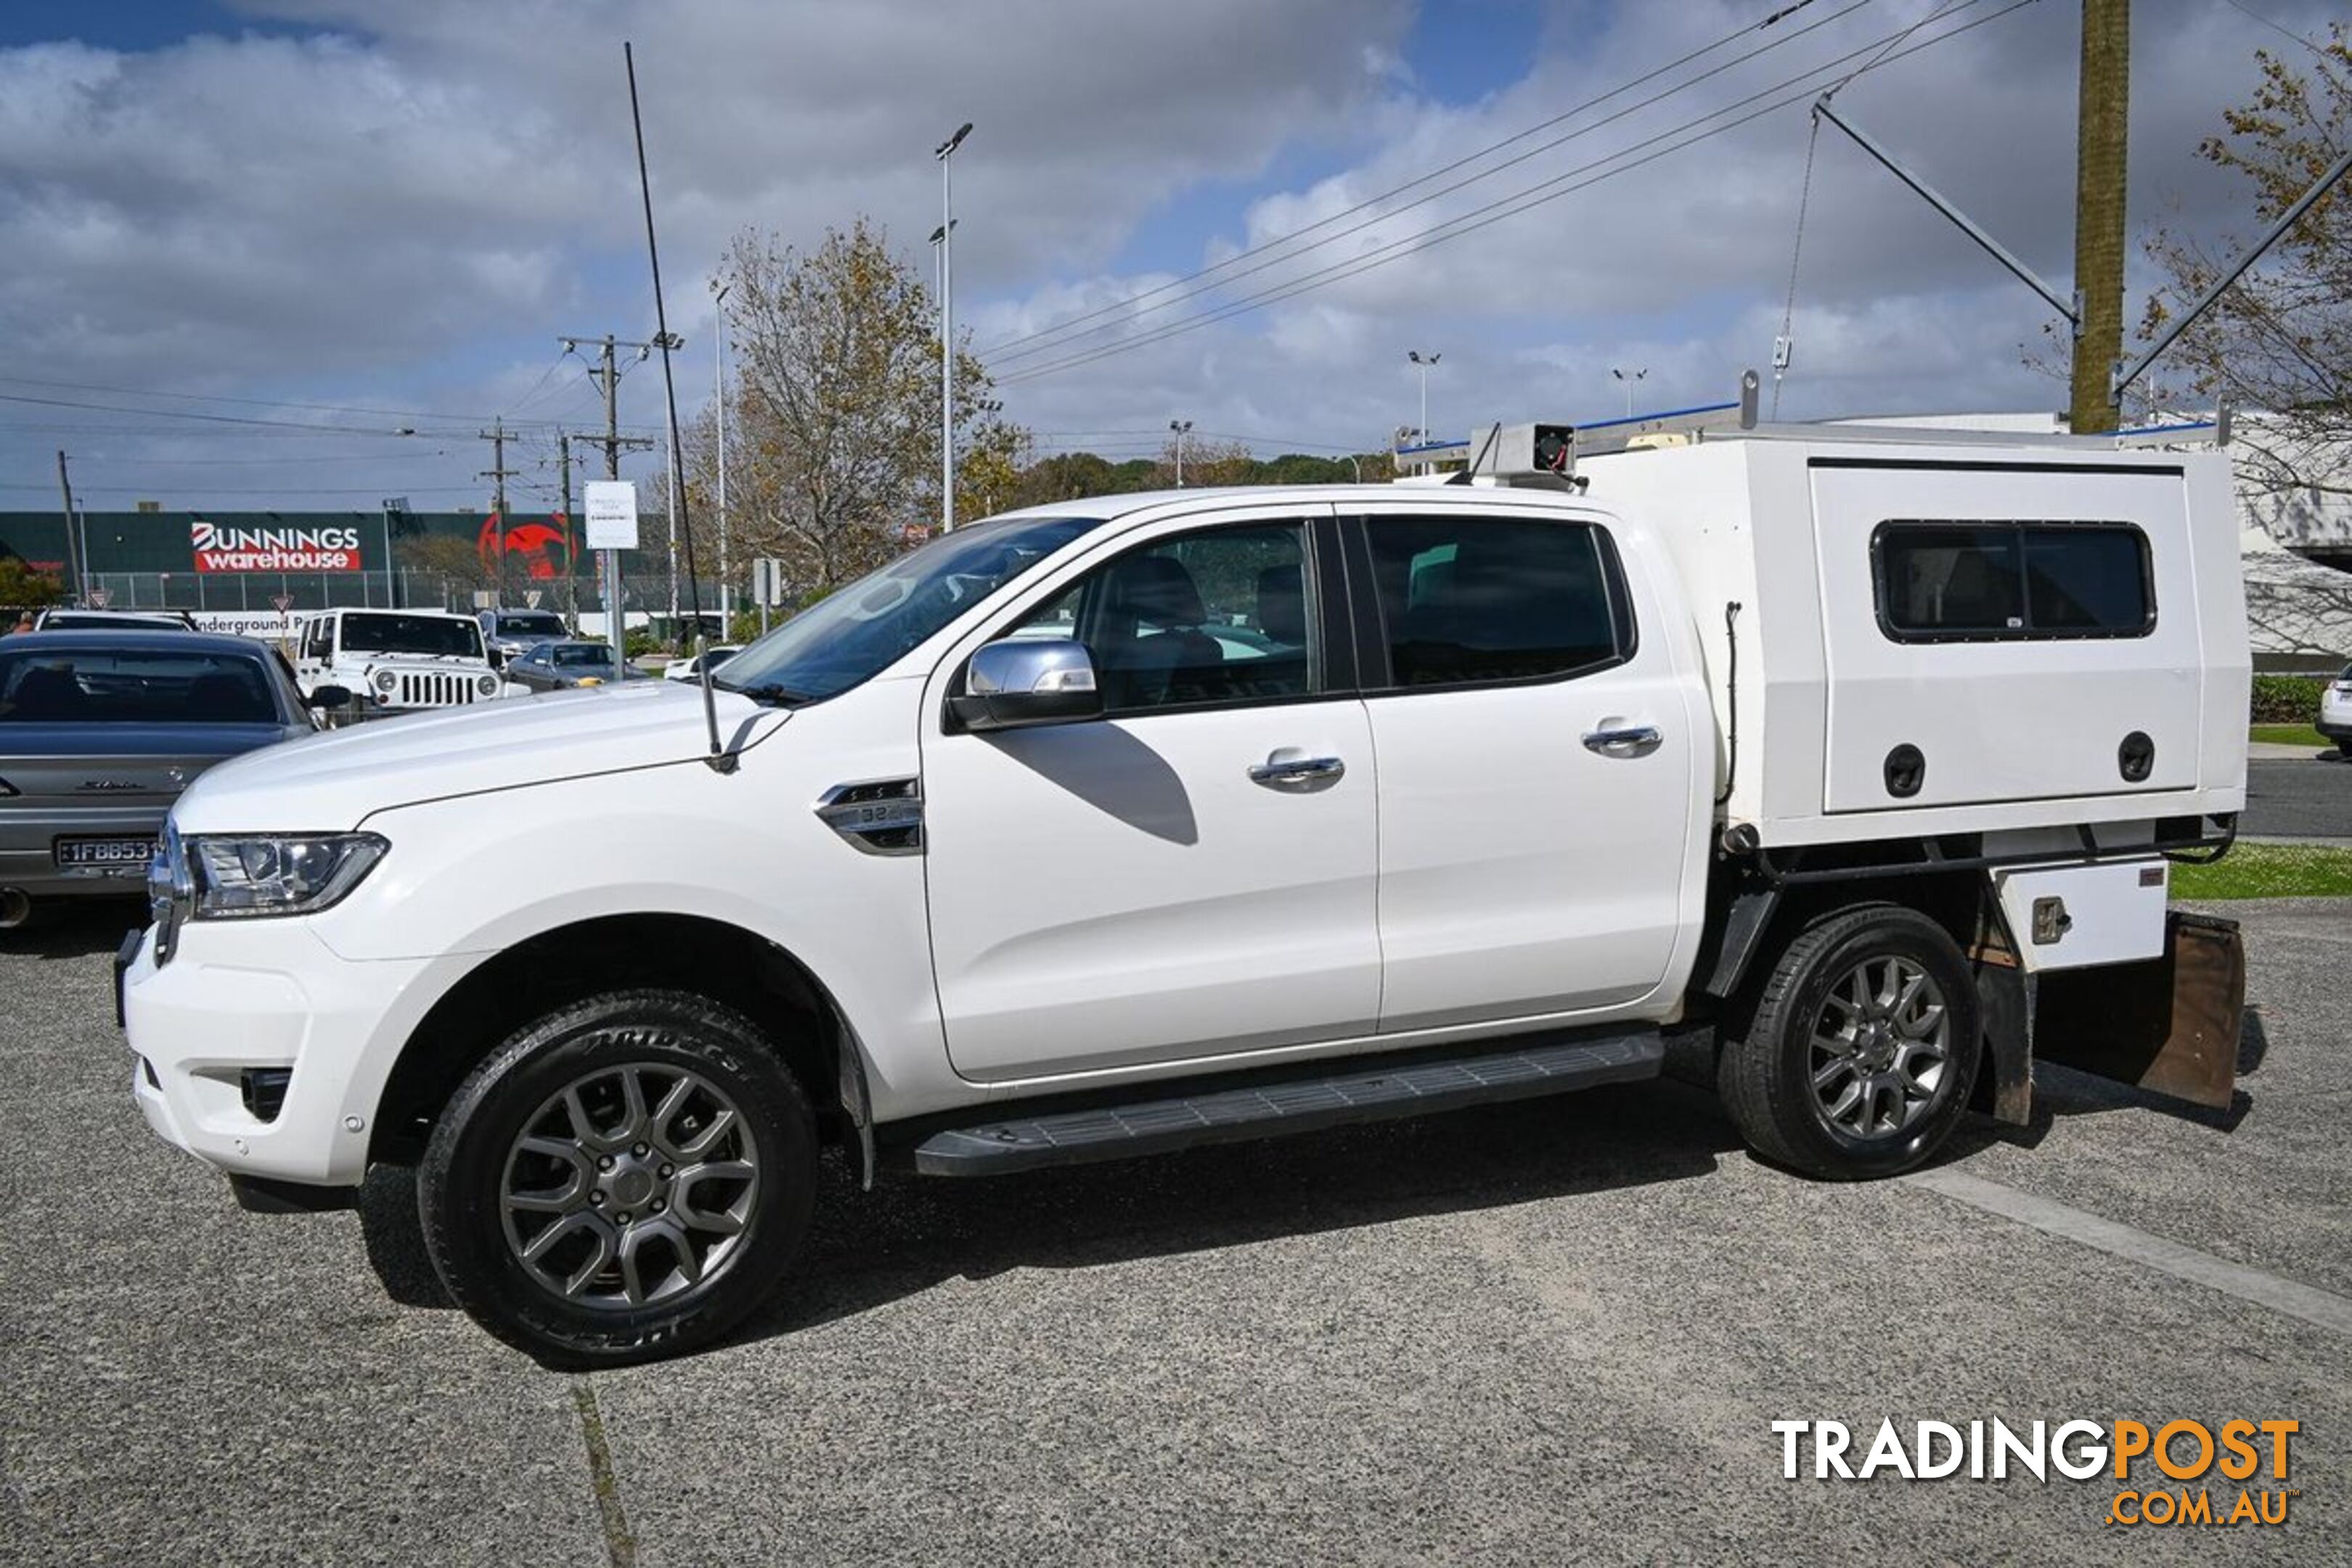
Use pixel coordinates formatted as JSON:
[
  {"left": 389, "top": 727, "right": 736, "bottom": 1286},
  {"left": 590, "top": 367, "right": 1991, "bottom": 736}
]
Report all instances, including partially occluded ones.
[
  {"left": 1249, "top": 748, "right": 1345, "bottom": 788},
  {"left": 1582, "top": 724, "right": 1662, "bottom": 756}
]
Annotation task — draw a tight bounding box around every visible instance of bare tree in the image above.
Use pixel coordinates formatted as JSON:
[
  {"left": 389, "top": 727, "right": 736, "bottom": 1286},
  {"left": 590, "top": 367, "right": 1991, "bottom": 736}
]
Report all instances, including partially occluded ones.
[
  {"left": 2139, "top": 25, "right": 2352, "bottom": 504},
  {"left": 679, "top": 219, "right": 1025, "bottom": 604}
]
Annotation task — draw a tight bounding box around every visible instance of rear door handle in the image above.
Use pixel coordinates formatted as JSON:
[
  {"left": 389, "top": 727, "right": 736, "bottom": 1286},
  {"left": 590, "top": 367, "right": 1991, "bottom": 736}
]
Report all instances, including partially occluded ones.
[
  {"left": 1249, "top": 749, "right": 1345, "bottom": 788},
  {"left": 1582, "top": 724, "right": 1662, "bottom": 756}
]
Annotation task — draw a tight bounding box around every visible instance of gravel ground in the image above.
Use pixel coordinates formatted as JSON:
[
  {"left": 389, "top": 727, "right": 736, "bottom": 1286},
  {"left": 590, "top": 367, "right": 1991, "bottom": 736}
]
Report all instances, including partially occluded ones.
[{"left": 1, "top": 897, "right": 2345, "bottom": 1565}]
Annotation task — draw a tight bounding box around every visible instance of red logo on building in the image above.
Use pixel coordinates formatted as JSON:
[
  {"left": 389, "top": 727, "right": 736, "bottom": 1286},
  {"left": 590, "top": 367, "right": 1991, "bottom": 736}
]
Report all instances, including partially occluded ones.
[{"left": 478, "top": 514, "right": 575, "bottom": 581}]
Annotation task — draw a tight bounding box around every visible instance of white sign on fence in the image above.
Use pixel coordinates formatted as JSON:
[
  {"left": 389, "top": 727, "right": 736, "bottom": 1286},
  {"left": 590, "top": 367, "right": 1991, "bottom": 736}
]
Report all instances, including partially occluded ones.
[
  {"left": 86, "top": 588, "right": 112, "bottom": 608},
  {"left": 584, "top": 481, "right": 640, "bottom": 550}
]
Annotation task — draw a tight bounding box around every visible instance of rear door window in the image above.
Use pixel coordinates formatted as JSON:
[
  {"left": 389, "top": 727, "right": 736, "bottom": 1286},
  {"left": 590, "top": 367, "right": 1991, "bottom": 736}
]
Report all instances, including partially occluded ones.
[{"left": 1360, "top": 516, "right": 1633, "bottom": 689}]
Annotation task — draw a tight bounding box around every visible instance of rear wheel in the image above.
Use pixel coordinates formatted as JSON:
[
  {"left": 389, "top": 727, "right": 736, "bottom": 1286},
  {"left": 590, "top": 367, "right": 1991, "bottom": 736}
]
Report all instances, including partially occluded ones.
[
  {"left": 1719, "top": 906, "right": 1980, "bottom": 1179},
  {"left": 418, "top": 989, "right": 816, "bottom": 1365}
]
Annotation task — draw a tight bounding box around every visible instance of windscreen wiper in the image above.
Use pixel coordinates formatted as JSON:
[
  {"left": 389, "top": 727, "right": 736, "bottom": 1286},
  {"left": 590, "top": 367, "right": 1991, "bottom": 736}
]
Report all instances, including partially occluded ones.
[{"left": 722, "top": 681, "right": 818, "bottom": 707}]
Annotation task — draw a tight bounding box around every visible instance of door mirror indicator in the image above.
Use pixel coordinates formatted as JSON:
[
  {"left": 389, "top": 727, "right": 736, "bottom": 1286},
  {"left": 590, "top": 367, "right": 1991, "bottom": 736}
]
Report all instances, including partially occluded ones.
[{"left": 951, "top": 639, "right": 1103, "bottom": 732}]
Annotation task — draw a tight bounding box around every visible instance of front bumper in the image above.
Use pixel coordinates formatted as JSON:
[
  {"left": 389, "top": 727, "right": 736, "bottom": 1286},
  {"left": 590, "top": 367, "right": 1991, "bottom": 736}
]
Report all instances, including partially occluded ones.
[{"left": 123, "top": 918, "right": 437, "bottom": 1188}]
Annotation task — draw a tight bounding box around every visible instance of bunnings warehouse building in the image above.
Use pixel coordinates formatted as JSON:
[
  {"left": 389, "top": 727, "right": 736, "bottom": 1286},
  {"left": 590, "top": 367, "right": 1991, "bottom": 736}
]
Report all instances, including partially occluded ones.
[{"left": 0, "top": 507, "right": 705, "bottom": 634}]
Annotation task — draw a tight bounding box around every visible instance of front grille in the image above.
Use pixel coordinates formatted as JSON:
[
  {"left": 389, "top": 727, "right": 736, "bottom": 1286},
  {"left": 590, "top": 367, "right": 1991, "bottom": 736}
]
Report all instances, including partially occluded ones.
[{"left": 392, "top": 671, "right": 479, "bottom": 708}]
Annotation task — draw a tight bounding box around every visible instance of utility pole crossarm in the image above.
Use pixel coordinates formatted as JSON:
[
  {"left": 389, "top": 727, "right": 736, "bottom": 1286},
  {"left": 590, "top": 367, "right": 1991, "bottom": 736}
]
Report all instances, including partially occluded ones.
[{"left": 1813, "top": 97, "right": 2079, "bottom": 328}]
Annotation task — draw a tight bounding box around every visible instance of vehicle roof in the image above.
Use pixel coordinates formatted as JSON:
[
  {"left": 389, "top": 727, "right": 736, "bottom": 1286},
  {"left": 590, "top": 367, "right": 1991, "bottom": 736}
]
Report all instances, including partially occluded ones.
[
  {"left": 318, "top": 606, "right": 474, "bottom": 618},
  {"left": 36, "top": 608, "right": 190, "bottom": 620},
  {"left": 1, "top": 629, "right": 271, "bottom": 657},
  {"left": 988, "top": 482, "right": 1585, "bottom": 523}
]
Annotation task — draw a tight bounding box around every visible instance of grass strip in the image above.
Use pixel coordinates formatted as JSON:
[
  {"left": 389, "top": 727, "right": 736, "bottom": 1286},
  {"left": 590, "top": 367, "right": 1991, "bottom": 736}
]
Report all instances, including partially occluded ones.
[{"left": 2171, "top": 841, "right": 2352, "bottom": 899}]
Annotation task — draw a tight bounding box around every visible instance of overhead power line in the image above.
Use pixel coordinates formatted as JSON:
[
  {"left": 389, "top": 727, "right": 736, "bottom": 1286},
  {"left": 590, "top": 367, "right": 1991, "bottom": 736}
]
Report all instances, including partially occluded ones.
[
  {"left": 997, "top": 0, "right": 2031, "bottom": 388},
  {"left": 0, "top": 375, "right": 502, "bottom": 426},
  {"left": 981, "top": 0, "right": 1870, "bottom": 364}
]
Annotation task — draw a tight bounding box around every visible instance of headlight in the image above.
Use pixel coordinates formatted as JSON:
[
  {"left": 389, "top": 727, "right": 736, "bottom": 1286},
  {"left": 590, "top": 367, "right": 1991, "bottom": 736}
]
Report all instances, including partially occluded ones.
[
  {"left": 187, "top": 833, "right": 388, "bottom": 920},
  {"left": 371, "top": 669, "right": 398, "bottom": 694},
  {"left": 476, "top": 674, "right": 499, "bottom": 696}
]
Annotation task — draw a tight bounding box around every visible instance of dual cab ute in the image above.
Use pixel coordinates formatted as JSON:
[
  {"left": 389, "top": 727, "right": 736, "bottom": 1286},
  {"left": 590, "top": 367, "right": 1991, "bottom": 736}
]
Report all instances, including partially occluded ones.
[{"left": 123, "top": 401, "right": 2250, "bottom": 1363}]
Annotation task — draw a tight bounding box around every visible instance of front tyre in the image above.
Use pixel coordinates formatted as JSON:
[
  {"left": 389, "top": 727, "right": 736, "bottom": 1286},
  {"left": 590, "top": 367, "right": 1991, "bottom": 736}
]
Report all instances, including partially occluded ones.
[
  {"left": 419, "top": 989, "right": 816, "bottom": 1366},
  {"left": 1718, "top": 906, "right": 1980, "bottom": 1180}
]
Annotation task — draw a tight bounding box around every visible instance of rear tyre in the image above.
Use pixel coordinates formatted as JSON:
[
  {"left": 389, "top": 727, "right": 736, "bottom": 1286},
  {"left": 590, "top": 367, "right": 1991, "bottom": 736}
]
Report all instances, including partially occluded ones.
[
  {"left": 1719, "top": 906, "right": 1980, "bottom": 1180},
  {"left": 418, "top": 989, "right": 816, "bottom": 1366}
]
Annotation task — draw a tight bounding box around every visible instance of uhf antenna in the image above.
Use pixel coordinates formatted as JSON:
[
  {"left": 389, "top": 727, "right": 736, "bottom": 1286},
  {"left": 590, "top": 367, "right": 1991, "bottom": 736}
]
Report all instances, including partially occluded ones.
[{"left": 624, "top": 41, "right": 732, "bottom": 774}]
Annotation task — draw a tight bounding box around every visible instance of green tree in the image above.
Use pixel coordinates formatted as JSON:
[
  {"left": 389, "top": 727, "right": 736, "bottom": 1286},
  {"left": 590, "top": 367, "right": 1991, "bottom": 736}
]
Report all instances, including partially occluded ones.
[{"left": 0, "top": 556, "right": 64, "bottom": 613}]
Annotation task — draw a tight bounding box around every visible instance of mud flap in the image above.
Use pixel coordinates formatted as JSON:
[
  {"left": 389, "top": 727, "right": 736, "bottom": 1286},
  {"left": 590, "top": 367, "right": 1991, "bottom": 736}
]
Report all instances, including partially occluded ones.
[
  {"left": 2031, "top": 910, "right": 2245, "bottom": 1111},
  {"left": 1973, "top": 957, "right": 2035, "bottom": 1126}
]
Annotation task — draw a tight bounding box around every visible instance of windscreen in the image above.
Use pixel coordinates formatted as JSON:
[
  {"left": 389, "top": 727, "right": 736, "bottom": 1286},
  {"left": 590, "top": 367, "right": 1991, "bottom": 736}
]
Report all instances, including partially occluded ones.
[
  {"left": 716, "top": 514, "right": 1103, "bottom": 702},
  {"left": 338, "top": 613, "right": 483, "bottom": 658},
  {"left": 0, "top": 649, "right": 279, "bottom": 724},
  {"left": 494, "top": 613, "right": 568, "bottom": 638}
]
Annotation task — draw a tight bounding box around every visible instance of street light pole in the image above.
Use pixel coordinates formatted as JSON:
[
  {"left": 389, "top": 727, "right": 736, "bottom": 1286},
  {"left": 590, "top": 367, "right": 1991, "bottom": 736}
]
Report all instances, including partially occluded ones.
[
  {"left": 1408, "top": 350, "right": 1441, "bottom": 443},
  {"left": 1611, "top": 365, "right": 1648, "bottom": 417},
  {"left": 936, "top": 121, "right": 973, "bottom": 532},
  {"left": 1169, "top": 419, "right": 1192, "bottom": 486}
]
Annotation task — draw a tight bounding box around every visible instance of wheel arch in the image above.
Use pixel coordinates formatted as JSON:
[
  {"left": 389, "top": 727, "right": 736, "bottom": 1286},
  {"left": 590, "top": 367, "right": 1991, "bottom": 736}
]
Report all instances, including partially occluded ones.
[
  {"left": 1698, "top": 864, "right": 2029, "bottom": 1124},
  {"left": 370, "top": 912, "right": 864, "bottom": 1168}
]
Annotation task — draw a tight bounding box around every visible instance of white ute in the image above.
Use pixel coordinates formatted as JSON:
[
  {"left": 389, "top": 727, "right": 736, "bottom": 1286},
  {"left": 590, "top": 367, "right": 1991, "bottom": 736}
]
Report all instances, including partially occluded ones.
[{"left": 122, "top": 388, "right": 2251, "bottom": 1364}]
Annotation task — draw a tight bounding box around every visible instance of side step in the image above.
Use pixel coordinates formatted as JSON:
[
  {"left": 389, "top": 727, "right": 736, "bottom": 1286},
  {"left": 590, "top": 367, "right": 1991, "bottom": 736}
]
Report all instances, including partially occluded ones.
[{"left": 912, "top": 1028, "right": 1663, "bottom": 1176}]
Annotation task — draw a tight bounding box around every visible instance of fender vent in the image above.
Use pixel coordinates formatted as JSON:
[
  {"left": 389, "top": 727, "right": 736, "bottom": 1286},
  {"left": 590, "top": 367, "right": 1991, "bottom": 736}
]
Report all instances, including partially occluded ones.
[{"left": 816, "top": 778, "right": 923, "bottom": 856}]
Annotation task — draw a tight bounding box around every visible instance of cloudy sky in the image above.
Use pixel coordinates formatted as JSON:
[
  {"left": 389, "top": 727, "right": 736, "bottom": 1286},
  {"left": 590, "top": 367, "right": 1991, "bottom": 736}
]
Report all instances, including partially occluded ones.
[{"left": 0, "top": 0, "right": 2338, "bottom": 516}]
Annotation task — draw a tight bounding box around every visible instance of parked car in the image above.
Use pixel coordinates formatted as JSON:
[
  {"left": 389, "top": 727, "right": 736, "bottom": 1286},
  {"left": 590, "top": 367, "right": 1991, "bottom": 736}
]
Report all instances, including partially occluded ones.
[
  {"left": 662, "top": 645, "right": 743, "bottom": 682},
  {"left": 502, "top": 640, "right": 633, "bottom": 693},
  {"left": 292, "top": 608, "right": 505, "bottom": 718},
  {"left": 2321, "top": 662, "right": 2352, "bottom": 756},
  {"left": 123, "top": 415, "right": 2251, "bottom": 1366},
  {"left": 476, "top": 608, "right": 572, "bottom": 669},
  {"left": 32, "top": 608, "right": 200, "bottom": 632},
  {"left": 0, "top": 631, "right": 340, "bottom": 927}
]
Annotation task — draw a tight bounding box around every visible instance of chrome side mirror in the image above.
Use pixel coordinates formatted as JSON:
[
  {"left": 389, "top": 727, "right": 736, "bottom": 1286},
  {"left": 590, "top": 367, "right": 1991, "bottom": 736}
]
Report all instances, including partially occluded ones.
[{"left": 950, "top": 638, "right": 1103, "bottom": 732}]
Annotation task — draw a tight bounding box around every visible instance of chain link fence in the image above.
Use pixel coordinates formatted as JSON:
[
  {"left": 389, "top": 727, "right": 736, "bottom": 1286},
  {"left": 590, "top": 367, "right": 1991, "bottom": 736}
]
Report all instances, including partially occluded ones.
[{"left": 67, "top": 571, "right": 731, "bottom": 622}]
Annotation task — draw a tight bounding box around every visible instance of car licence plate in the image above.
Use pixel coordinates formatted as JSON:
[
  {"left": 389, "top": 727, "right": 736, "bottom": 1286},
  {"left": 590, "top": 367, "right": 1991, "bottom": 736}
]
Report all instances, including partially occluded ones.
[{"left": 55, "top": 836, "right": 158, "bottom": 868}]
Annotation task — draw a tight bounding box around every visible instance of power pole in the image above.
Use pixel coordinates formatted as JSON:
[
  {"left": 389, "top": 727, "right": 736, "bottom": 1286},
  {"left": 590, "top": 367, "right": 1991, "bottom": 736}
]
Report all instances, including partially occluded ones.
[
  {"left": 55, "top": 450, "right": 83, "bottom": 603},
  {"left": 2069, "top": 0, "right": 2128, "bottom": 435},
  {"left": 564, "top": 332, "right": 657, "bottom": 646},
  {"left": 477, "top": 417, "right": 520, "bottom": 604},
  {"left": 557, "top": 430, "right": 577, "bottom": 629}
]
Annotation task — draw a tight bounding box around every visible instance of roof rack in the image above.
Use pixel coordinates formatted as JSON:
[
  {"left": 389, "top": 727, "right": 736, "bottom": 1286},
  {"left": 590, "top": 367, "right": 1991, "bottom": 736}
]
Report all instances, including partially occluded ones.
[{"left": 1442, "top": 372, "right": 2226, "bottom": 488}]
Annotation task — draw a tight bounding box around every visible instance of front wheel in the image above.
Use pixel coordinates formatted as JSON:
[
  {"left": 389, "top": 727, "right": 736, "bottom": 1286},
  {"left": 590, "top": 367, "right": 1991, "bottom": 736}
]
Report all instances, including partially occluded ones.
[
  {"left": 1718, "top": 906, "right": 1980, "bottom": 1180},
  {"left": 418, "top": 989, "right": 817, "bottom": 1365}
]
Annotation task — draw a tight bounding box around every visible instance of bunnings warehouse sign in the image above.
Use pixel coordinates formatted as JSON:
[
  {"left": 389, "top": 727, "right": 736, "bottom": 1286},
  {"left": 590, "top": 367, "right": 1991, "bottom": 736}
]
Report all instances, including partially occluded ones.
[{"left": 190, "top": 519, "right": 363, "bottom": 573}]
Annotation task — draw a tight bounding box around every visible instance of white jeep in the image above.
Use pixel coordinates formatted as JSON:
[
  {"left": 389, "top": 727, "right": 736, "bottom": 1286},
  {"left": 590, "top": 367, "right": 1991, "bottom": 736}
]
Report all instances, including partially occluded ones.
[{"left": 293, "top": 608, "right": 506, "bottom": 718}]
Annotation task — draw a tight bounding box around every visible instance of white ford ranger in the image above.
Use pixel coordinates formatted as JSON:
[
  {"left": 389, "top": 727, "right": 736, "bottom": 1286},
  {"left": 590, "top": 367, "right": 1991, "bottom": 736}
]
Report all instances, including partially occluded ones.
[{"left": 122, "top": 402, "right": 2252, "bottom": 1365}]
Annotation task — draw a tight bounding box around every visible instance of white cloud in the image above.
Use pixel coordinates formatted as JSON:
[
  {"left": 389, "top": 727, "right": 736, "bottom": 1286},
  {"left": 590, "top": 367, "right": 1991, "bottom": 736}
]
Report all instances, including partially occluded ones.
[{"left": 0, "top": 0, "right": 2337, "bottom": 515}]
